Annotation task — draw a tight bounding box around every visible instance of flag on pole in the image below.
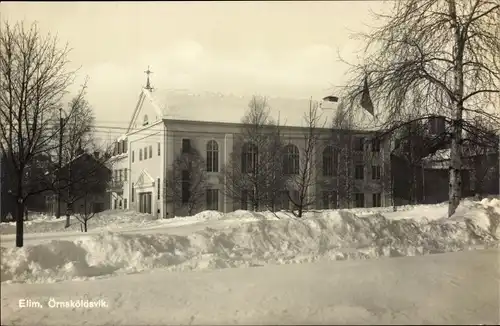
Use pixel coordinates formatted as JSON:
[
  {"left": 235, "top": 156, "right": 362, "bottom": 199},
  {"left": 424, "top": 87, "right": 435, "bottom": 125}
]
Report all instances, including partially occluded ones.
[{"left": 360, "top": 76, "right": 374, "bottom": 116}]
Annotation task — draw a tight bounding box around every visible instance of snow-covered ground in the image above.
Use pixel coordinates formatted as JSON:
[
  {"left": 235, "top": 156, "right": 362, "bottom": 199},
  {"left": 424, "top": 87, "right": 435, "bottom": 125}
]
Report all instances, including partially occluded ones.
[
  {"left": 2, "top": 249, "right": 498, "bottom": 325},
  {"left": 1, "top": 198, "right": 499, "bottom": 324},
  {"left": 1, "top": 198, "right": 499, "bottom": 284}
]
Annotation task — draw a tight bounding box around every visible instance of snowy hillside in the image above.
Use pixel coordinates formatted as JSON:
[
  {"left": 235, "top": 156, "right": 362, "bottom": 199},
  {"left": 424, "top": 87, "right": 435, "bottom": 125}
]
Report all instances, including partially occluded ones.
[{"left": 1, "top": 198, "right": 499, "bottom": 284}]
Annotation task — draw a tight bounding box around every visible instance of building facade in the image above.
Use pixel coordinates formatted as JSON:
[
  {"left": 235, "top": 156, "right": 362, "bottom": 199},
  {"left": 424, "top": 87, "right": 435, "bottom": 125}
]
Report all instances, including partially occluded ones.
[{"left": 108, "top": 87, "right": 393, "bottom": 218}]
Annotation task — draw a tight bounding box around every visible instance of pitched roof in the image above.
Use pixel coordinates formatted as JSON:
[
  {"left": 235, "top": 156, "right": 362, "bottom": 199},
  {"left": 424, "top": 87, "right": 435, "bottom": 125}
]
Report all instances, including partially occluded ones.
[{"left": 144, "top": 88, "right": 373, "bottom": 129}]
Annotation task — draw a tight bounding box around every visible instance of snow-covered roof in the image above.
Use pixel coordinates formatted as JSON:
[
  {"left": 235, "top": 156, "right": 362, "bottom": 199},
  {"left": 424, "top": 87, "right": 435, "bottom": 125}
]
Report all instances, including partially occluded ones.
[
  {"left": 423, "top": 149, "right": 451, "bottom": 162},
  {"left": 144, "top": 88, "right": 372, "bottom": 130}
]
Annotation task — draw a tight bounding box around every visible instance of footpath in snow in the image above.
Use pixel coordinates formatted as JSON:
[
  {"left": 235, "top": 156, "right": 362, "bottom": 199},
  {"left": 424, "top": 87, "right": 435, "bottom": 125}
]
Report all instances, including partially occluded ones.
[
  {"left": 2, "top": 249, "right": 498, "bottom": 325},
  {"left": 1, "top": 198, "right": 499, "bottom": 284}
]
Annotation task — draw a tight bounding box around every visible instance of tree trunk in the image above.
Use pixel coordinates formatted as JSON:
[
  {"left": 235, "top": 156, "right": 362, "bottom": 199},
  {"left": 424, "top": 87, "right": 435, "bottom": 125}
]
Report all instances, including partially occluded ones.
[
  {"left": 447, "top": 0, "right": 465, "bottom": 217},
  {"left": 448, "top": 121, "right": 463, "bottom": 216},
  {"left": 391, "top": 163, "right": 397, "bottom": 212},
  {"left": 15, "top": 173, "right": 24, "bottom": 247},
  {"left": 65, "top": 213, "right": 70, "bottom": 228}
]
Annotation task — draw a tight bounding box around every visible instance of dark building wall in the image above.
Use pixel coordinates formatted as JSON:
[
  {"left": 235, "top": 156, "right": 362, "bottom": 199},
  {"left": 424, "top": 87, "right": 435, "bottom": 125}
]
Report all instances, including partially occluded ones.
[
  {"left": 472, "top": 152, "right": 499, "bottom": 196},
  {"left": 390, "top": 154, "right": 424, "bottom": 205},
  {"left": 391, "top": 154, "right": 475, "bottom": 205},
  {"left": 421, "top": 169, "right": 471, "bottom": 204},
  {"left": 1, "top": 154, "right": 51, "bottom": 221}
]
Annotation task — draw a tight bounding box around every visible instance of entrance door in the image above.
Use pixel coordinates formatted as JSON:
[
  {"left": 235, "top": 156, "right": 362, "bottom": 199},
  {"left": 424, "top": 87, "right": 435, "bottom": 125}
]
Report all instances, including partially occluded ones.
[{"left": 138, "top": 192, "right": 152, "bottom": 214}]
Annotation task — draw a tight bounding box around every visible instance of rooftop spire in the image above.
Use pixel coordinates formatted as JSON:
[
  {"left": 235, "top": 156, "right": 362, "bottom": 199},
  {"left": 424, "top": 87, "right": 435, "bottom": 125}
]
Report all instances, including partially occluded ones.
[{"left": 144, "top": 66, "right": 154, "bottom": 91}]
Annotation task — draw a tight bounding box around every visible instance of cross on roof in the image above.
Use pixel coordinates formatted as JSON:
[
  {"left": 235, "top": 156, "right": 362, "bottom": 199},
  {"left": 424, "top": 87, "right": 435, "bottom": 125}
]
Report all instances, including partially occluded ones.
[{"left": 144, "top": 66, "right": 154, "bottom": 91}]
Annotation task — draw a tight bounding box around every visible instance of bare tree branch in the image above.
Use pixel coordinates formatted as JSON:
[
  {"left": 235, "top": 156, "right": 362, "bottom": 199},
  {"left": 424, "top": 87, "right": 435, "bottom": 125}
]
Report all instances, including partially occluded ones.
[
  {"left": 0, "top": 21, "right": 78, "bottom": 247},
  {"left": 338, "top": 0, "right": 500, "bottom": 216}
]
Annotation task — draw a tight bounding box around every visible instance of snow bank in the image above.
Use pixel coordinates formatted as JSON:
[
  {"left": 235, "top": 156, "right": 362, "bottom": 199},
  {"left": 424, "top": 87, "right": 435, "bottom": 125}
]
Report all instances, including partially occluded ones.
[
  {"left": 0, "top": 209, "right": 224, "bottom": 235},
  {"left": 2, "top": 198, "right": 498, "bottom": 284}
]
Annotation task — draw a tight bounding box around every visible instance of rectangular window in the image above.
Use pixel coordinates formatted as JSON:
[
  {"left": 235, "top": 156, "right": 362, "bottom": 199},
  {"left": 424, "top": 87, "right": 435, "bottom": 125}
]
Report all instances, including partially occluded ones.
[
  {"left": 144, "top": 147, "right": 148, "bottom": 159},
  {"left": 149, "top": 145, "right": 153, "bottom": 159},
  {"left": 355, "top": 165, "right": 364, "bottom": 180},
  {"left": 323, "top": 158, "right": 333, "bottom": 177},
  {"left": 181, "top": 170, "right": 190, "bottom": 204},
  {"left": 124, "top": 199, "right": 128, "bottom": 209},
  {"left": 157, "top": 142, "right": 161, "bottom": 156},
  {"left": 280, "top": 190, "right": 289, "bottom": 210},
  {"left": 157, "top": 178, "right": 160, "bottom": 200},
  {"left": 371, "top": 138, "right": 381, "bottom": 152},
  {"left": 206, "top": 189, "right": 219, "bottom": 211},
  {"left": 291, "top": 190, "right": 300, "bottom": 205},
  {"left": 372, "top": 193, "right": 382, "bottom": 207},
  {"left": 124, "top": 169, "right": 127, "bottom": 181},
  {"left": 131, "top": 183, "right": 135, "bottom": 202},
  {"left": 322, "top": 191, "right": 338, "bottom": 209},
  {"left": 428, "top": 116, "right": 446, "bottom": 134},
  {"left": 241, "top": 190, "right": 248, "bottom": 210},
  {"left": 139, "top": 149, "right": 142, "bottom": 161},
  {"left": 132, "top": 150, "right": 135, "bottom": 163},
  {"left": 241, "top": 189, "right": 256, "bottom": 210},
  {"left": 371, "top": 165, "right": 381, "bottom": 180},
  {"left": 322, "top": 149, "right": 339, "bottom": 177},
  {"left": 354, "top": 137, "right": 365, "bottom": 151},
  {"left": 207, "top": 152, "right": 219, "bottom": 173},
  {"left": 123, "top": 141, "right": 128, "bottom": 153},
  {"left": 243, "top": 151, "right": 257, "bottom": 173},
  {"left": 118, "top": 169, "right": 122, "bottom": 182},
  {"left": 182, "top": 139, "right": 191, "bottom": 154},
  {"left": 355, "top": 193, "right": 365, "bottom": 208}
]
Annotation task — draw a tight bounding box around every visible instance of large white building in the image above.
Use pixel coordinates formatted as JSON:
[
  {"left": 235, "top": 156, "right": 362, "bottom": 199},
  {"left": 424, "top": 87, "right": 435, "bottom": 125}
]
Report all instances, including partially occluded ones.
[{"left": 109, "top": 84, "right": 392, "bottom": 218}]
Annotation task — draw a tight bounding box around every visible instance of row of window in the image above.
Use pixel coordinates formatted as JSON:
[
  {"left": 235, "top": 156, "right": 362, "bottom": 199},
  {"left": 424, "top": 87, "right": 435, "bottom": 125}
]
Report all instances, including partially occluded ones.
[
  {"left": 354, "top": 137, "right": 381, "bottom": 152},
  {"left": 127, "top": 183, "right": 380, "bottom": 212},
  {"left": 241, "top": 143, "right": 383, "bottom": 179},
  {"left": 239, "top": 189, "right": 383, "bottom": 210},
  {"left": 354, "top": 165, "right": 382, "bottom": 180},
  {"left": 182, "top": 138, "right": 384, "bottom": 176},
  {"left": 113, "top": 169, "right": 127, "bottom": 182},
  {"left": 127, "top": 138, "right": 382, "bottom": 176},
  {"left": 321, "top": 192, "right": 382, "bottom": 208},
  {"left": 113, "top": 140, "right": 128, "bottom": 156},
  {"left": 131, "top": 143, "right": 161, "bottom": 163}
]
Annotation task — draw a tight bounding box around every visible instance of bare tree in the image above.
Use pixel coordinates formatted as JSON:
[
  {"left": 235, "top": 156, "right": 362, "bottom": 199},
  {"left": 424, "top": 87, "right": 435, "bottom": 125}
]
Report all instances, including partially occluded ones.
[
  {"left": 340, "top": 0, "right": 500, "bottom": 216},
  {"left": 165, "top": 147, "right": 208, "bottom": 216},
  {"left": 58, "top": 89, "right": 95, "bottom": 227},
  {"left": 284, "top": 100, "right": 324, "bottom": 217},
  {"left": 330, "top": 101, "right": 356, "bottom": 208},
  {"left": 221, "top": 96, "right": 285, "bottom": 212},
  {"left": 59, "top": 150, "right": 112, "bottom": 232},
  {"left": 0, "top": 21, "right": 79, "bottom": 247}
]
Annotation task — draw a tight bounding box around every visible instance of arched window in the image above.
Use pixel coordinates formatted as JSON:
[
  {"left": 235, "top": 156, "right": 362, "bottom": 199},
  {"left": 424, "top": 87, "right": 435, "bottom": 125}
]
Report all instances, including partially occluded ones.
[
  {"left": 241, "top": 142, "right": 258, "bottom": 173},
  {"left": 206, "top": 140, "right": 219, "bottom": 172},
  {"left": 322, "top": 145, "right": 338, "bottom": 176},
  {"left": 283, "top": 144, "right": 299, "bottom": 175},
  {"left": 143, "top": 114, "right": 149, "bottom": 126}
]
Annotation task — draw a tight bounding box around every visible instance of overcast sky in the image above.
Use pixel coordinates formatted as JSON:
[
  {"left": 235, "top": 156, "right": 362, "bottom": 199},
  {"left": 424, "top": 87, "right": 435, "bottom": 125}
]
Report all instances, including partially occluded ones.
[{"left": 3, "top": 1, "right": 391, "bottom": 127}]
